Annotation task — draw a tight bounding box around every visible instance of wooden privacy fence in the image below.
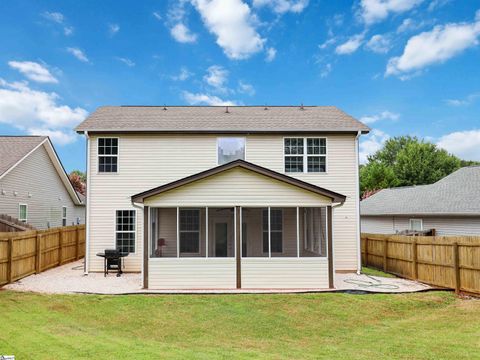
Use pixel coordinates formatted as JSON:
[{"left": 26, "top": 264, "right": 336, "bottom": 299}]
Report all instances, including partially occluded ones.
[
  {"left": 0, "top": 224, "right": 85, "bottom": 286},
  {"left": 361, "top": 233, "right": 480, "bottom": 295}
]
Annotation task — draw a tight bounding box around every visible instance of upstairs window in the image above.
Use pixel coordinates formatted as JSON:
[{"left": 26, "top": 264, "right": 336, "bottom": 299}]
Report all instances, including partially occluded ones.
[
  {"left": 217, "top": 137, "right": 245, "bottom": 165},
  {"left": 284, "top": 137, "right": 326, "bottom": 173},
  {"left": 98, "top": 138, "right": 118, "bottom": 173}
]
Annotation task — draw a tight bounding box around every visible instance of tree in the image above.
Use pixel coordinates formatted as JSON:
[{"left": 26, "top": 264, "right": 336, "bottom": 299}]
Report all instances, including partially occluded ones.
[
  {"left": 69, "top": 170, "right": 86, "bottom": 195},
  {"left": 360, "top": 136, "right": 478, "bottom": 197}
]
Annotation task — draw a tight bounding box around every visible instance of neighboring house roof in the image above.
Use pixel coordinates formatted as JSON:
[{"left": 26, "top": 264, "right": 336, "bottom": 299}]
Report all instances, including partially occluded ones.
[
  {"left": 361, "top": 166, "right": 480, "bottom": 216},
  {"left": 131, "top": 159, "right": 347, "bottom": 203},
  {"left": 75, "top": 106, "right": 370, "bottom": 134},
  {"left": 0, "top": 136, "right": 83, "bottom": 206}
]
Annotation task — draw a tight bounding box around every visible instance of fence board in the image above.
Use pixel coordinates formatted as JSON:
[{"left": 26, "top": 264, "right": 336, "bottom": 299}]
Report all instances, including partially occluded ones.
[
  {"left": 362, "top": 233, "right": 480, "bottom": 295},
  {"left": 0, "top": 225, "right": 85, "bottom": 287}
]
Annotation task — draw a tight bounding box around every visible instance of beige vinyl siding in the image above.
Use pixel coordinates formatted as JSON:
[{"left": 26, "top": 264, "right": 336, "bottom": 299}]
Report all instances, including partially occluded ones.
[
  {"left": 144, "top": 168, "right": 332, "bottom": 207},
  {"left": 88, "top": 134, "right": 359, "bottom": 272},
  {"left": 241, "top": 258, "right": 329, "bottom": 288},
  {"left": 361, "top": 216, "right": 395, "bottom": 234},
  {"left": 148, "top": 259, "right": 236, "bottom": 289},
  {"left": 361, "top": 215, "right": 480, "bottom": 236},
  {"left": 0, "top": 144, "right": 84, "bottom": 229}
]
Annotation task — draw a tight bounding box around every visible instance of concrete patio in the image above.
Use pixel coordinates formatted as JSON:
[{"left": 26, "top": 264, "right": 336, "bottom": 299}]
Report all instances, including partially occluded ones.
[{"left": 4, "top": 259, "right": 434, "bottom": 295}]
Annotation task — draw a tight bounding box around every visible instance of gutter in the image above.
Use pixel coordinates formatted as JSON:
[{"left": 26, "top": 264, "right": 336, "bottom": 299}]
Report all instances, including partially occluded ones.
[
  {"left": 355, "top": 130, "right": 362, "bottom": 275},
  {"left": 84, "top": 131, "right": 91, "bottom": 275}
]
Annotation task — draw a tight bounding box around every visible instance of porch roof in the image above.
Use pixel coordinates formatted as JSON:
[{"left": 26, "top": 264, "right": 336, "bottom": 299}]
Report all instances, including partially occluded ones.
[{"left": 131, "top": 160, "right": 346, "bottom": 204}]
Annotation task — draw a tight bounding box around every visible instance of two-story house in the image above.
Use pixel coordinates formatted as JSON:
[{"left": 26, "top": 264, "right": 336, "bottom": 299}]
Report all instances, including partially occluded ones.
[
  {"left": 0, "top": 136, "right": 85, "bottom": 230},
  {"left": 76, "top": 106, "right": 369, "bottom": 289}
]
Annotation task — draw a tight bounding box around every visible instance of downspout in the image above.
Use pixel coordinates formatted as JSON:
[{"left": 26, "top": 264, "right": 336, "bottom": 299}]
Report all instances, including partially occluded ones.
[
  {"left": 84, "top": 131, "right": 91, "bottom": 275},
  {"left": 355, "top": 130, "right": 362, "bottom": 274}
]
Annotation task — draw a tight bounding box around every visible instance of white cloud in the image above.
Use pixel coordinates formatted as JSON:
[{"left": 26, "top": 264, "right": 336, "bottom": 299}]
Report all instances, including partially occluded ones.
[
  {"left": 359, "top": 129, "right": 390, "bottom": 164},
  {"left": 265, "top": 47, "right": 277, "bottom": 61},
  {"left": 360, "top": 111, "right": 400, "bottom": 124},
  {"left": 66, "top": 47, "right": 89, "bottom": 63},
  {"left": 319, "top": 37, "right": 336, "bottom": 49},
  {"left": 444, "top": 92, "right": 480, "bottom": 106},
  {"left": 386, "top": 12, "right": 480, "bottom": 76},
  {"left": 365, "top": 34, "right": 392, "bottom": 53},
  {"left": 203, "top": 65, "right": 229, "bottom": 91},
  {"left": 27, "top": 128, "right": 77, "bottom": 145},
  {"left": 437, "top": 129, "right": 480, "bottom": 161},
  {"left": 171, "top": 67, "right": 193, "bottom": 81},
  {"left": 238, "top": 80, "right": 255, "bottom": 95},
  {"left": 252, "top": 0, "right": 309, "bottom": 14},
  {"left": 428, "top": 0, "right": 451, "bottom": 12},
  {"left": 0, "top": 79, "right": 88, "bottom": 145},
  {"left": 116, "top": 57, "right": 135, "bottom": 67},
  {"left": 170, "top": 23, "right": 198, "bottom": 43},
  {"left": 41, "top": 11, "right": 74, "bottom": 36},
  {"left": 335, "top": 33, "right": 365, "bottom": 55},
  {"left": 191, "top": 0, "right": 265, "bottom": 59},
  {"left": 358, "top": 0, "right": 424, "bottom": 25},
  {"left": 320, "top": 63, "right": 332, "bottom": 78},
  {"left": 109, "top": 23, "right": 120, "bottom": 36},
  {"left": 8, "top": 61, "right": 58, "bottom": 84},
  {"left": 182, "top": 91, "right": 237, "bottom": 105},
  {"left": 396, "top": 18, "right": 429, "bottom": 33},
  {"left": 153, "top": 11, "right": 162, "bottom": 20}
]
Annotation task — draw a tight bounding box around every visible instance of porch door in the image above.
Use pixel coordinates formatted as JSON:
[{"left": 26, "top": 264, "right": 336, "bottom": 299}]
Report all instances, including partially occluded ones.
[{"left": 215, "top": 222, "right": 228, "bottom": 257}]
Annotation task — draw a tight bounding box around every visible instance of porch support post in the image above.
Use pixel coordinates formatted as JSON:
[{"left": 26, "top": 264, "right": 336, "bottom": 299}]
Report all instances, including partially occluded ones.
[
  {"left": 205, "top": 207, "right": 209, "bottom": 258},
  {"left": 327, "top": 205, "right": 334, "bottom": 289},
  {"left": 235, "top": 206, "right": 241, "bottom": 289},
  {"left": 268, "top": 207, "right": 271, "bottom": 258},
  {"left": 176, "top": 207, "right": 180, "bottom": 258},
  {"left": 143, "top": 206, "right": 149, "bottom": 289}
]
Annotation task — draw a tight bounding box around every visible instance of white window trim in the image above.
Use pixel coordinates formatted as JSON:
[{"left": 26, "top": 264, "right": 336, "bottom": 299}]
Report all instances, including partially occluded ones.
[
  {"left": 62, "top": 206, "right": 67, "bottom": 226},
  {"left": 178, "top": 208, "right": 202, "bottom": 256},
  {"left": 115, "top": 209, "right": 137, "bottom": 254},
  {"left": 283, "top": 137, "right": 328, "bottom": 174},
  {"left": 97, "top": 137, "right": 119, "bottom": 174},
  {"left": 217, "top": 137, "right": 247, "bottom": 165},
  {"left": 409, "top": 218, "right": 423, "bottom": 231},
  {"left": 18, "top": 203, "right": 28, "bottom": 223}
]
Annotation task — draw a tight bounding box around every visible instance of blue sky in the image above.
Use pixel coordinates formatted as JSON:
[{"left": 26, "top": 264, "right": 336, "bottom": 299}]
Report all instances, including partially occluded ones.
[{"left": 0, "top": 0, "right": 479, "bottom": 172}]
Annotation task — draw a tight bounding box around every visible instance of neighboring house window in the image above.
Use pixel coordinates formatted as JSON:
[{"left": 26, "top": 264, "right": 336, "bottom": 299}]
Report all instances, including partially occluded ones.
[
  {"left": 217, "top": 137, "right": 245, "bottom": 165},
  {"left": 284, "top": 137, "right": 326, "bottom": 173},
  {"left": 19, "top": 204, "right": 27, "bottom": 223},
  {"left": 116, "top": 210, "right": 136, "bottom": 253},
  {"left": 409, "top": 218, "right": 423, "bottom": 231},
  {"left": 62, "top": 206, "right": 67, "bottom": 226},
  {"left": 262, "top": 209, "right": 283, "bottom": 253},
  {"left": 98, "top": 138, "right": 118, "bottom": 173},
  {"left": 179, "top": 209, "right": 200, "bottom": 253}
]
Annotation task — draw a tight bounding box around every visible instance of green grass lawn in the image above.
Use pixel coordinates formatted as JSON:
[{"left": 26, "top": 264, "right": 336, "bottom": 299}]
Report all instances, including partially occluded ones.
[
  {"left": 361, "top": 266, "right": 397, "bottom": 278},
  {"left": 0, "top": 291, "right": 479, "bottom": 359}
]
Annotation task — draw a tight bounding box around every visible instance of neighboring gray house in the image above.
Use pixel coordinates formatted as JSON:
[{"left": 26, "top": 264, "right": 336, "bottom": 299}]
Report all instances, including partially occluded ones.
[
  {"left": 0, "top": 136, "right": 85, "bottom": 229},
  {"left": 361, "top": 166, "right": 480, "bottom": 236}
]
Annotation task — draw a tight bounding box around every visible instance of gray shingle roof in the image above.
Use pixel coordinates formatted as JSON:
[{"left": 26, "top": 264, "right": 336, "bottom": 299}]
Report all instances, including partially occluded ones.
[
  {"left": 361, "top": 166, "right": 480, "bottom": 216},
  {"left": 0, "top": 136, "right": 47, "bottom": 177},
  {"left": 75, "top": 106, "right": 370, "bottom": 133}
]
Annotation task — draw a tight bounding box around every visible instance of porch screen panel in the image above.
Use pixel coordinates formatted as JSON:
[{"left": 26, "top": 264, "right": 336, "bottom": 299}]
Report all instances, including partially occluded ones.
[
  {"left": 299, "top": 207, "right": 327, "bottom": 257},
  {"left": 207, "top": 208, "right": 234, "bottom": 257},
  {"left": 151, "top": 208, "right": 178, "bottom": 258},
  {"left": 241, "top": 208, "right": 267, "bottom": 257},
  {"left": 179, "top": 208, "right": 206, "bottom": 258},
  {"left": 270, "top": 208, "right": 297, "bottom": 257}
]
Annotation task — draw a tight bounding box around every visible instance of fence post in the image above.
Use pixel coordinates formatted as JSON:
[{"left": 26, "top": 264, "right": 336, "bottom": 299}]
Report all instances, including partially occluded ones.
[
  {"left": 453, "top": 242, "right": 460, "bottom": 294},
  {"left": 58, "top": 229, "right": 64, "bottom": 265},
  {"left": 383, "top": 237, "right": 388, "bottom": 272},
  {"left": 35, "top": 232, "right": 41, "bottom": 274},
  {"left": 75, "top": 226, "right": 80, "bottom": 260},
  {"left": 363, "top": 237, "right": 368, "bottom": 267},
  {"left": 7, "top": 237, "right": 13, "bottom": 283},
  {"left": 412, "top": 239, "right": 418, "bottom": 280}
]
